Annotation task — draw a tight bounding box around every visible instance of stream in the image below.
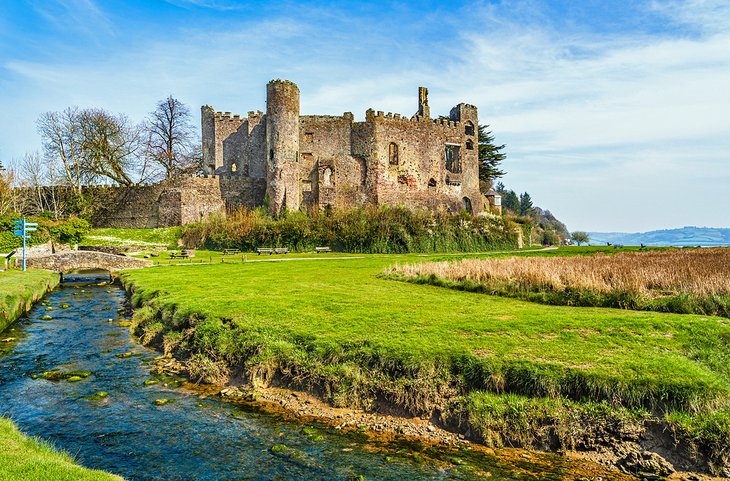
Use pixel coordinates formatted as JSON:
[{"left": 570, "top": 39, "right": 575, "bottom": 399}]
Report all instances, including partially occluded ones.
[{"left": 0, "top": 273, "right": 585, "bottom": 481}]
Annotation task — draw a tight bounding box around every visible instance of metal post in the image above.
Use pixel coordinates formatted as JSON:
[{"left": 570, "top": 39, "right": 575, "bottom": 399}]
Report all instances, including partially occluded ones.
[{"left": 22, "top": 217, "right": 26, "bottom": 272}]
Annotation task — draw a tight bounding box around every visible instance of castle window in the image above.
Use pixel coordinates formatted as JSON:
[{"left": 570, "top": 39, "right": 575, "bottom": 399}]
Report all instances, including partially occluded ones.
[
  {"left": 302, "top": 181, "right": 312, "bottom": 192},
  {"left": 389, "top": 142, "right": 399, "bottom": 165},
  {"left": 465, "top": 121, "right": 475, "bottom": 136},
  {"left": 305, "top": 132, "right": 314, "bottom": 143},
  {"left": 269, "top": 149, "right": 274, "bottom": 161},
  {"left": 428, "top": 178, "right": 437, "bottom": 187},
  {"left": 466, "top": 139, "right": 474, "bottom": 150},
  {"left": 462, "top": 197, "right": 473, "bottom": 214},
  {"left": 231, "top": 163, "right": 237, "bottom": 173},
  {"left": 445, "top": 144, "right": 461, "bottom": 174},
  {"left": 323, "top": 167, "right": 333, "bottom": 187}
]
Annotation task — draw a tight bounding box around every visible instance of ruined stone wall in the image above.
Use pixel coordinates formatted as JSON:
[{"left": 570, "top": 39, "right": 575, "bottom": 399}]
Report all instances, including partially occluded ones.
[
  {"left": 17, "top": 176, "right": 226, "bottom": 228},
  {"left": 219, "top": 175, "right": 266, "bottom": 211},
  {"left": 200, "top": 80, "right": 484, "bottom": 216},
  {"left": 299, "top": 114, "right": 367, "bottom": 211},
  {"left": 366, "top": 108, "right": 482, "bottom": 214}
]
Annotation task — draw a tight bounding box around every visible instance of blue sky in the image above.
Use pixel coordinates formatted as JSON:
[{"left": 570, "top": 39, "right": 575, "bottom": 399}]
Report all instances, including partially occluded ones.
[{"left": 1, "top": 0, "right": 728, "bottom": 232}]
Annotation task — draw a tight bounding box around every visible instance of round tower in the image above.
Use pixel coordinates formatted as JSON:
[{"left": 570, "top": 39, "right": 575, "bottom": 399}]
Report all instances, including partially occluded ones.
[{"left": 265, "top": 79, "right": 300, "bottom": 215}]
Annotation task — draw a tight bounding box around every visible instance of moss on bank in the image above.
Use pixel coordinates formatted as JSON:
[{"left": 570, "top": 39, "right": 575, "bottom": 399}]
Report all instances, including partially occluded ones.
[
  {"left": 0, "top": 417, "right": 123, "bottom": 481},
  {"left": 0, "top": 270, "right": 60, "bottom": 333}
]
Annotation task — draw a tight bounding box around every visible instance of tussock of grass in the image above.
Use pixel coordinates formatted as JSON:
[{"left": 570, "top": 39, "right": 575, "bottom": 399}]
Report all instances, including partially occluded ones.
[
  {"left": 464, "top": 391, "right": 648, "bottom": 450},
  {"left": 0, "top": 417, "right": 123, "bottom": 481},
  {"left": 387, "top": 248, "right": 730, "bottom": 317}
]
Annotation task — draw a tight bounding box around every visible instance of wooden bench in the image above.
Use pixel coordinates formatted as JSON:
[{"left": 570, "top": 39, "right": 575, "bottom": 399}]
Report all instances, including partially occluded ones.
[
  {"left": 170, "top": 249, "right": 195, "bottom": 258},
  {"left": 274, "top": 247, "right": 289, "bottom": 254},
  {"left": 222, "top": 248, "right": 241, "bottom": 256},
  {"left": 315, "top": 246, "right": 332, "bottom": 253},
  {"left": 257, "top": 248, "right": 274, "bottom": 255}
]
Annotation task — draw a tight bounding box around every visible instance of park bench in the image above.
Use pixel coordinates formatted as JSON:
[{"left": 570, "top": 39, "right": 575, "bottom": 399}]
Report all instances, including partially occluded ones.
[
  {"left": 170, "top": 249, "right": 195, "bottom": 259},
  {"left": 222, "top": 248, "right": 241, "bottom": 256},
  {"left": 315, "top": 246, "right": 332, "bottom": 253},
  {"left": 274, "top": 247, "right": 289, "bottom": 254},
  {"left": 257, "top": 248, "right": 274, "bottom": 255}
]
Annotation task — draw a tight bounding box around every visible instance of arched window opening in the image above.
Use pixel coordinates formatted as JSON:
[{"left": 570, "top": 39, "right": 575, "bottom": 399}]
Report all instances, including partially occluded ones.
[
  {"left": 463, "top": 196, "right": 473, "bottom": 214},
  {"left": 231, "top": 163, "right": 237, "bottom": 173},
  {"left": 465, "top": 121, "right": 475, "bottom": 136},
  {"left": 389, "top": 142, "right": 399, "bottom": 165},
  {"left": 466, "top": 139, "right": 474, "bottom": 150}
]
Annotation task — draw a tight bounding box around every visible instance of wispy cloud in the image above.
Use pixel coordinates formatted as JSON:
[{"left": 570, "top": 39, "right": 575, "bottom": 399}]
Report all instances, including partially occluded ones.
[
  {"left": 162, "top": 0, "right": 247, "bottom": 11},
  {"left": 28, "top": 0, "right": 113, "bottom": 36}
]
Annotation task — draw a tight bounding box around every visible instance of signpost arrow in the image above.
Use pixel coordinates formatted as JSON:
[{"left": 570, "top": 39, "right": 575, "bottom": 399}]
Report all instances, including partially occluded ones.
[{"left": 11, "top": 217, "right": 33, "bottom": 271}]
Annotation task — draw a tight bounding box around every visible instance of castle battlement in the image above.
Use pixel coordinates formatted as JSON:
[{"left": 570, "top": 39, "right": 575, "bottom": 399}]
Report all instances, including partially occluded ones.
[{"left": 202, "top": 80, "right": 483, "bottom": 217}]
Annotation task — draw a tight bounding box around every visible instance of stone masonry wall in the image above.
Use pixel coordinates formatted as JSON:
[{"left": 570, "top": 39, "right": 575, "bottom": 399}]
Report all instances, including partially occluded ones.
[{"left": 202, "top": 80, "right": 486, "bottom": 216}]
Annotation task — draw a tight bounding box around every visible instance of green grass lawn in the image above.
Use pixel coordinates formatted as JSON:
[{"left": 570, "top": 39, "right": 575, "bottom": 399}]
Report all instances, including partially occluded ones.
[
  {"left": 0, "top": 418, "right": 122, "bottom": 481},
  {"left": 120, "top": 253, "right": 730, "bottom": 411},
  {"left": 84, "top": 227, "right": 181, "bottom": 248},
  {"left": 120, "top": 250, "right": 730, "bottom": 470},
  {"left": 0, "top": 270, "right": 60, "bottom": 333}
]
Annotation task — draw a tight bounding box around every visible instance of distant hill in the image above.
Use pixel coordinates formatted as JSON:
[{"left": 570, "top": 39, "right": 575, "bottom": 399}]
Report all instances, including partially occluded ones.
[{"left": 587, "top": 226, "right": 730, "bottom": 247}]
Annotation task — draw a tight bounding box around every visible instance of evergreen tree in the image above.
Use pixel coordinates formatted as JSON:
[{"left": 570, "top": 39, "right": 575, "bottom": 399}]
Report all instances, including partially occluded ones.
[
  {"left": 519, "top": 192, "right": 533, "bottom": 216},
  {"left": 502, "top": 190, "right": 520, "bottom": 212},
  {"left": 478, "top": 125, "right": 506, "bottom": 182}
]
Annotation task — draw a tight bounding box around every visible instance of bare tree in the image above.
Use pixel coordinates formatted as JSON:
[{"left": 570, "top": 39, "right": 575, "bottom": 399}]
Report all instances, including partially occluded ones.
[
  {"left": 145, "top": 96, "right": 199, "bottom": 178},
  {"left": 0, "top": 166, "right": 18, "bottom": 216},
  {"left": 79, "top": 108, "right": 142, "bottom": 186},
  {"left": 37, "top": 107, "right": 87, "bottom": 193}
]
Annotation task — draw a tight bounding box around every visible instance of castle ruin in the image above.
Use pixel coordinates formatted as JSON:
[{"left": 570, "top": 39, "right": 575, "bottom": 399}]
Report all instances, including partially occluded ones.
[
  {"left": 19, "top": 80, "right": 488, "bottom": 229},
  {"left": 202, "top": 79, "right": 484, "bottom": 215}
]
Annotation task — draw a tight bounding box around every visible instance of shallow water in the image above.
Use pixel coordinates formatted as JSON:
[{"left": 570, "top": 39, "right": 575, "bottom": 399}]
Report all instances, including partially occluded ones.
[{"left": 0, "top": 274, "right": 577, "bottom": 481}]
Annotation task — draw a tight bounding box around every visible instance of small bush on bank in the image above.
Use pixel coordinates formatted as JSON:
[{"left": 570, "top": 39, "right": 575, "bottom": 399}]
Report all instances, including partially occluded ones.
[
  {"left": 181, "top": 206, "right": 517, "bottom": 253},
  {"left": 0, "top": 213, "right": 90, "bottom": 251}
]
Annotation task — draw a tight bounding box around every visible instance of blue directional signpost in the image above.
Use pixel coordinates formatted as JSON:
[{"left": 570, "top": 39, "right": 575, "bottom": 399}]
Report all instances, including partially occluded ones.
[{"left": 13, "top": 217, "right": 38, "bottom": 271}]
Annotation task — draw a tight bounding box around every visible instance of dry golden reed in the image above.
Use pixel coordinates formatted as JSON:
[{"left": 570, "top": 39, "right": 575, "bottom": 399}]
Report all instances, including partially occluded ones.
[{"left": 390, "top": 248, "right": 730, "bottom": 298}]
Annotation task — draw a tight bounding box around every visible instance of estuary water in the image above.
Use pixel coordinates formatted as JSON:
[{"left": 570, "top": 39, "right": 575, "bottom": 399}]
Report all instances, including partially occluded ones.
[{"left": 0, "top": 274, "right": 576, "bottom": 481}]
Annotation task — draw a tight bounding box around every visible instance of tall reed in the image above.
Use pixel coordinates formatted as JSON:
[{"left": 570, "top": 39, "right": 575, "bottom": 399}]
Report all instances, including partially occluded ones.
[{"left": 388, "top": 248, "right": 730, "bottom": 316}]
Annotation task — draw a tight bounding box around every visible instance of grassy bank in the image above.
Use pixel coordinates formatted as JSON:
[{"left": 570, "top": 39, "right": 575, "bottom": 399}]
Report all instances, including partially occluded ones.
[
  {"left": 0, "top": 417, "right": 122, "bottom": 481},
  {"left": 0, "top": 270, "right": 60, "bottom": 333},
  {"left": 119, "top": 252, "right": 730, "bottom": 473},
  {"left": 386, "top": 248, "right": 730, "bottom": 317}
]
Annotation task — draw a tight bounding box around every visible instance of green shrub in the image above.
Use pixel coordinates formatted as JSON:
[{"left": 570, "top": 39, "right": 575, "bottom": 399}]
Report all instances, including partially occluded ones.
[
  {"left": 181, "top": 206, "right": 517, "bottom": 253},
  {"left": 49, "top": 217, "right": 90, "bottom": 245}
]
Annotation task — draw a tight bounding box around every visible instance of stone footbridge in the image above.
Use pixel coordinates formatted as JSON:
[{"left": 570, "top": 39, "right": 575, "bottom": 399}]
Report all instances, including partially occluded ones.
[{"left": 26, "top": 251, "right": 152, "bottom": 274}]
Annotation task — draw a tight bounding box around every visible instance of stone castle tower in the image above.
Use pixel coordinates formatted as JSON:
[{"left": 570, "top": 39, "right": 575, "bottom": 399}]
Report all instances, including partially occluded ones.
[{"left": 202, "top": 79, "right": 483, "bottom": 216}]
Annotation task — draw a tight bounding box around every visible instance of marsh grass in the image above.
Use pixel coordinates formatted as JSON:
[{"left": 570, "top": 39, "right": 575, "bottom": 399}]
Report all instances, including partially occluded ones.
[{"left": 387, "top": 248, "right": 730, "bottom": 316}]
